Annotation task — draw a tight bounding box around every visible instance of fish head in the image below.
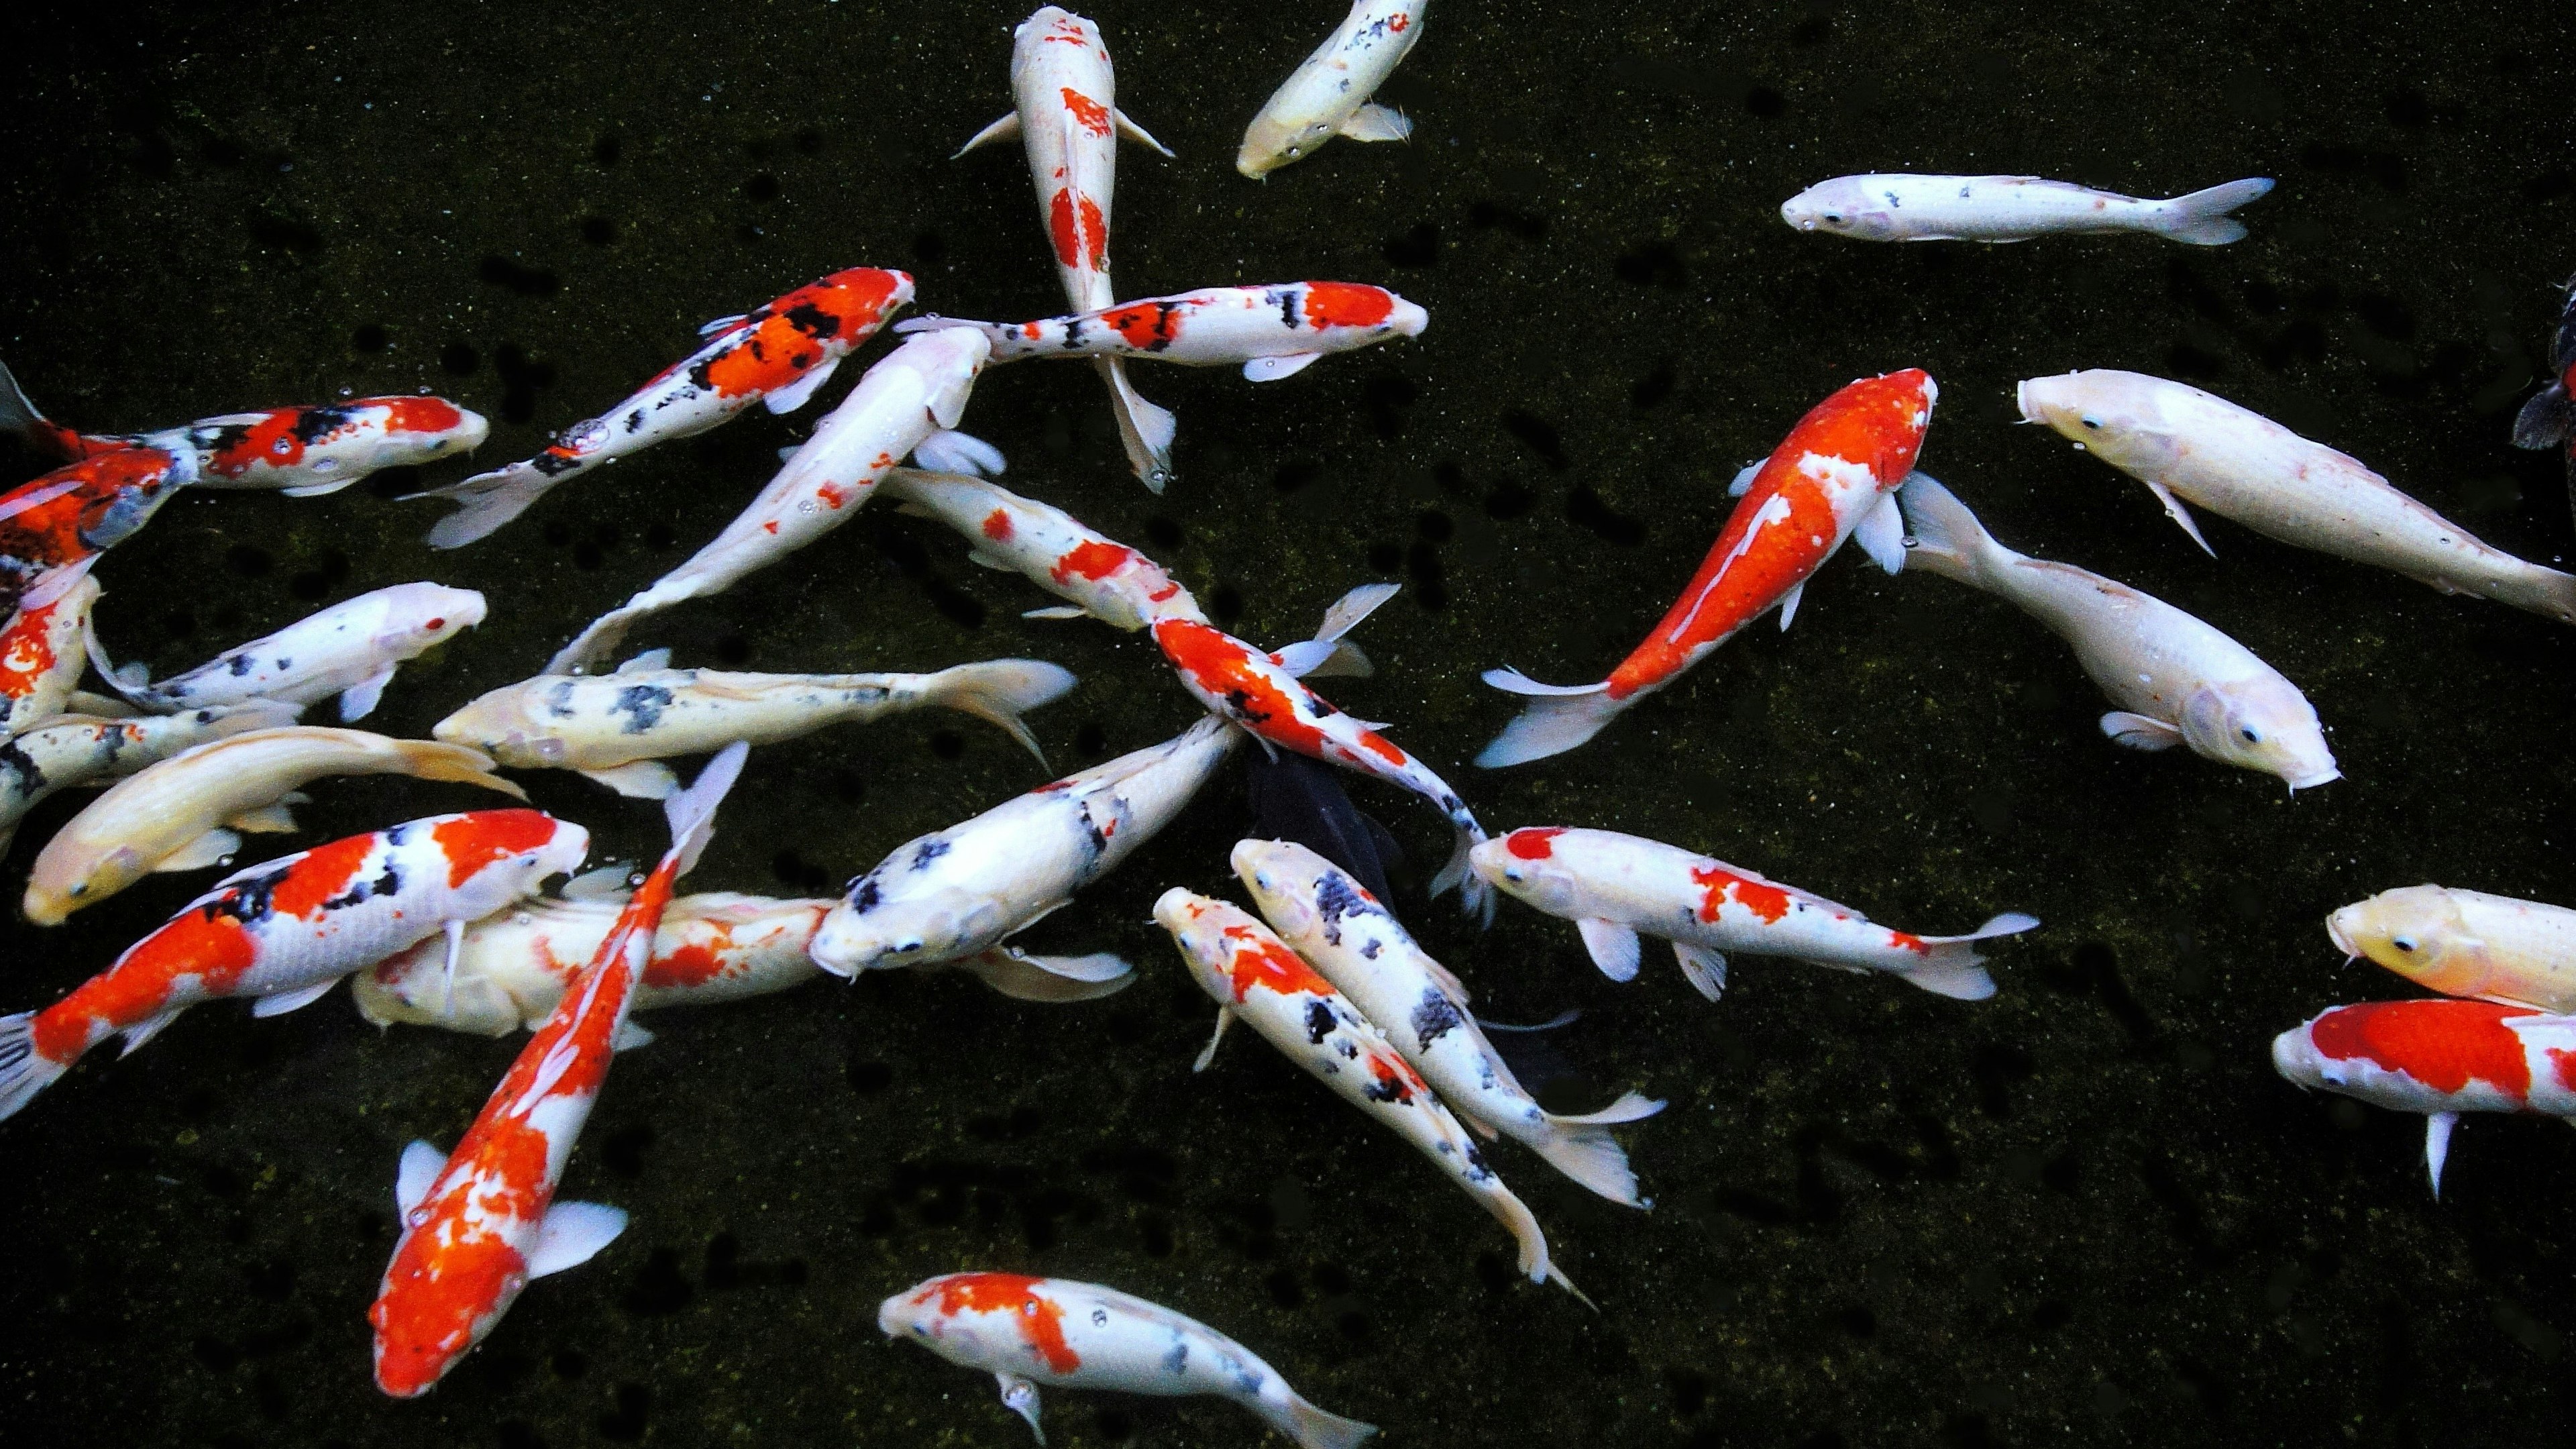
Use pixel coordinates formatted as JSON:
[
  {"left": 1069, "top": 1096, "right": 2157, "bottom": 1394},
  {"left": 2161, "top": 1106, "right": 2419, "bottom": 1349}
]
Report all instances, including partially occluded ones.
[
  {"left": 1151, "top": 886, "right": 1240, "bottom": 992},
  {"left": 376, "top": 583, "right": 488, "bottom": 654},
  {"left": 1779, "top": 178, "right": 1898, "bottom": 241},
  {"left": 1467, "top": 828, "right": 1584, "bottom": 916},
  {"left": 808, "top": 879, "right": 983, "bottom": 975},
  {"left": 2178, "top": 681, "right": 2339, "bottom": 792},
  {"left": 2014, "top": 370, "right": 2179, "bottom": 472},
  {"left": 2328, "top": 886, "right": 2491, "bottom": 998},
  {"left": 369, "top": 1232, "right": 527, "bottom": 1398},
  {"left": 1230, "top": 837, "right": 1336, "bottom": 941},
  {"left": 24, "top": 842, "right": 150, "bottom": 925},
  {"left": 1237, "top": 112, "right": 1336, "bottom": 178},
  {"left": 1385, "top": 294, "right": 1430, "bottom": 338},
  {"left": 2269, "top": 1020, "right": 2326, "bottom": 1089}
]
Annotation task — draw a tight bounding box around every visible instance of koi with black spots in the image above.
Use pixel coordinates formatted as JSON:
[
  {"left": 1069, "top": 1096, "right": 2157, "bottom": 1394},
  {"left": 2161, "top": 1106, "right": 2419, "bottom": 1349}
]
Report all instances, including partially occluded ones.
[{"left": 898, "top": 280, "right": 1426, "bottom": 382}]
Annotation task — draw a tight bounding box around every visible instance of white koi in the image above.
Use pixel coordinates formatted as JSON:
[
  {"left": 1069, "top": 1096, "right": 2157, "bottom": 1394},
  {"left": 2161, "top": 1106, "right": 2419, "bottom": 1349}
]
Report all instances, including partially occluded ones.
[
  {"left": 0, "top": 702, "right": 297, "bottom": 857},
  {"left": 89, "top": 582, "right": 485, "bottom": 722},
  {"left": 898, "top": 281, "right": 1424, "bottom": 383},
  {"left": 1782, "top": 174, "right": 2273, "bottom": 244},
  {"left": 1238, "top": 0, "right": 1427, "bottom": 178}
]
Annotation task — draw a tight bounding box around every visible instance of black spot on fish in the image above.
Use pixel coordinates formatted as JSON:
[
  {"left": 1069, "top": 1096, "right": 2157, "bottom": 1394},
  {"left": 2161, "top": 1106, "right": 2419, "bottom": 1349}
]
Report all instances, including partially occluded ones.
[
  {"left": 1274, "top": 288, "right": 1302, "bottom": 331},
  {"left": 1311, "top": 871, "right": 1380, "bottom": 947},
  {"left": 611, "top": 685, "right": 674, "bottom": 735},
  {"left": 531, "top": 448, "right": 586, "bottom": 477},
  {"left": 782, "top": 301, "right": 839, "bottom": 338},
  {"left": 290, "top": 406, "right": 358, "bottom": 445},
  {"left": 1411, "top": 990, "right": 1464, "bottom": 1047},
  {"left": 910, "top": 839, "right": 950, "bottom": 871},
  {"left": 1305, "top": 999, "right": 1336, "bottom": 1045},
  {"left": 847, "top": 875, "right": 883, "bottom": 914},
  {"left": 1362, "top": 1068, "right": 1413, "bottom": 1105},
  {"left": 323, "top": 860, "right": 403, "bottom": 912},
  {"left": 225, "top": 654, "right": 254, "bottom": 677},
  {"left": 1360, "top": 940, "right": 1381, "bottom": 959}
]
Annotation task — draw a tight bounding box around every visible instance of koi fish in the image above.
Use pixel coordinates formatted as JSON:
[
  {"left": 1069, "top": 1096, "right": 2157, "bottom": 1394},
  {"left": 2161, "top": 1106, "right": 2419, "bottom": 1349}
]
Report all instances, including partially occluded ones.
[
  {"left": 0, "top": 806, "right": 589, "bottom": 1121},
  {"left": 1238, "top": 0, "right": 1427, "bottom": 178},
  {"left": 2330, "top": 885, "right": 2576, "bottom": 1014},
  {"left": 1234, "top": 838, "right": 1664, "bottom": 1205},
  {"left": 0, "top": 445, "right": 195, "bottom": 614},
  {"left": 810, "top": 714, "right": 1236, "bottom": 976},
  {"left": 1, "top": 703, "right": 298, "bottom": 857},
  {"left": 89, "top": 581, "right": 484, "bottom": 723},
  {"left": 1894, "top": 473, "right": 2337, "bottom": 790},
  {"left": 2508, "top": 274, "right": 2576, "bottom": 529},
  {"left": 416, "top": 267, "right": 914, "bottom": 547},
  {"left": 1477, "top": 369, "right": 1937, "bottom": 767},
  {"left": 877, "top": 468, "right": 1204, "bottom": 629},
  {"left": 957, "top": 6, "right": 1179, "bottom": 489},
  {"left": 1154, "top": 889, "right": 1584, "bottom": 1301},
  {"left": 1780, "top": 174, "right": 2273, "bottom": 245},
  {"left": 1470, "top": 826, "right": 2037, "bottom": 1002},
  {"left": 545, "top": 327, "right": 994, "bottom": 674},
  {"left": 0, "top": 565, "right": 100, "bottom": 737},
  {"left": 2019, "top": 369, "right": 2576, "bottom": 624},
  {"left": 24, "top": 727, "right": 523, "bottom": 924},
  {"left": 897, "top": 281, "right": 1427, "bottom": 383},
  {"left": 0, "top": 359, "right": 488, "bottom": 495},
  {"left": 433, "top": 648, "right": 1076, "bottom": 798},
  {"left": 2271, "top": 1000, "right": 2576, "bottom": 1197},
  {"left": 368, "top": 744, "right": 745, "bottom": 1396},
  {"left": 1244, "top": 749, "right": 1403, "bottom": 904},
  {"left": 881, "top": 1273, "right": 1375, "bottom": 1449}
]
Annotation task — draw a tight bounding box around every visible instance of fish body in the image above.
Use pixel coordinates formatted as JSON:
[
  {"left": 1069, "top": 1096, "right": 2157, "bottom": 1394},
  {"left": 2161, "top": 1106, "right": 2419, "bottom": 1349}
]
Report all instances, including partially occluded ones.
[
  {"left": 1479, "top": 370, "right": 1937, "bottom": 767},
  {"left": 2019, "top": 369, "right": 2576, "bottom": 623},
  {"left": 881, "top": 1272, "right": 1375, "bottom": 1449},
  {"left": 0, "top": 445, "right": 195, "bottom": 613},
  {"left": 2272, "top": 1000, "right": 2576, "bottom": 1195},
  {"left": 1232, "top": 839, "right": 1663, "bottom": 1205},
  {"left": 898, "top": 282, "right": 1426, "bottom": 383},
  {"left": 1238, "top": 0, "right": 1426, "bottom": 177},
  {"left": 433, "top": 653, "right": 1077, "bottom": 797},
  {"left": 1780, "top": 174, "right": 2273, "bottom": 244},
  {"left": 419, "top": 268, "right": 915, "bottom": 547},
  {"left": 2508, "top": 276, "right": 2576, "bottom": 528},
  {"left": 545, "top": 327, "right": 991, "bottom": 674},
  {"left": 810, "top": 714, "right": 1237, "bottom": 975},
  {"left": 368, "top": 745, "right": 745, "bottom": 1396},
  {"left": 0, "top": 807, "right": 588, "bottom": 1120},
  {"left": 960, "top": 6, "right": 1178, "bottom": 488},
  {"left": 1152, "top": 889, "right": 1580, "bottom": 1299},
  {"left": 1244, "top": 749, "right": 1402, "bottom": 903},
  {"left": 23, "top": 726, "right": 524, "bottom": 924},
  {"left": 1894, "top": 473, "right": 2336, "bottom": 788},
  {"left": 2329, "top": 885, "right": 2576, "bottom": 1013},
  {"left": 1470, "top": 826, "right": 2037, "bottom": 1002},
  {"left": 95, "top": 582, "right": 485, "bottom": 722},
  {"left": 0, "top": 703, "right": 298, "bottom": 856},
  {"left": 879, "top": 468, "right": 1203, "bottom": 629},
  {"left": 0, "top": 568, "right": 100, "bottom": 736}
]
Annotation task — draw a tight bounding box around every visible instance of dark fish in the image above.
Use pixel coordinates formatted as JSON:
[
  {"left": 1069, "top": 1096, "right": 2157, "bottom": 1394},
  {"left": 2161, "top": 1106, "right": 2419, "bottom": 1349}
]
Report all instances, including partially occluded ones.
[
  {"left": 2508, "top": 274, "right": 2576, "bottom": 530},
  {"left": 1242, "top": 748, "right": 1403, "bottom": 904}
]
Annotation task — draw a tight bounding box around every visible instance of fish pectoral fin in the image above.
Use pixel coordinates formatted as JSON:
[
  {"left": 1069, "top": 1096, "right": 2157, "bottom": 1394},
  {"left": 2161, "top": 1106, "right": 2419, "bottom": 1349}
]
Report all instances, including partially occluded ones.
[
  {"left": 559, "top": 863, "right": 637, "bottom": 902},
  {"left": 250, "top": 978, "right": 339, "bottom": 1018},
  {"left": 1776, "top": 580, "right": 1807, "bottom": 631},
  {"left": 612, "top": 1018, "right": 657, "bottom": 1051},
  {"left": 396, "top": 1139, "right": 448, "bottom": 1214},
  {"left": 1727, "top": 460, "right": 1763, "bottom": 497},
  {"left": 225, "top": 803, "right": 301, "bottom": 835},
  {"left": 1022, "top": 605, "right": 1089, "bottom": 621},
  {"left": 2426, "top": 1112, "right": 2458, "bottom": 1199},
  {"left": 1271, "top": 639, "right": 1339, "bottom": 678},
  {"left": 615, "top": 648, "right": 674, "bottom": 675},
  {"left": 1242, "top": 353, "right": 1324, "bottom": 382},
  {"left": 996, "top": 1373, "right": 1047, "bottom": 1444},
  {"left": 912, "top": 427, "right": 1005, "bottom": 475},
  {"left": 1673, "top": 942, "right": 1728, "bottom": 1001},
  {"left": 761, "top": 356, "right": 841, "bottom": 415},
  {"left": 2144, "top": 481, "right": 2217, "bottom": 557},
  {"left": 1114, "top": 108, "right": 1175, "bottom": 156},
  {"left": 280, "top": 480, "right": 356, "bottom": 498},
  {"left": 1576, "top": 917, "right": 1644, "bottom": 982},
  {"left": 1316, "top": 580, "right": 1401, "bottom": 642},
  {"left": 1338, "top": 102, "right": 1413, "bottom": 144},
  {"left": 1192, "top": 1006, "right": 1236, "bottom": 1072},
  {"left": 337, "top": 666, "right": 396, "bottom": 722},
  {"left": 961, "top": 947, "right": 1136, "bottom": 1003},
  {"left": 1304, "top": 639, "right": 1375, "bottom": 679},
  {"left": 952, "top": 111, "right": 1021, "bottom": 158},
  {"left": 1852, "top": 492, "right": 1907, "bottom": 575},
  {"left": 2099, "top": 710, "right": 2185, "bottom": 751},
  {"left": 578, "top": 761, "right": 682, "bottom": 800},
  {"left": 157, "top": 828, "right": 242, "bottom": 873},
  {"left": 525, "top": 1200, "right": 631, "bottom": 1278},
  {"left": 696, "top": 313, "right": 751, "bottom": 339},
  {"left": 117, "top": 1006, "right": 189, "bottom": 1057}
]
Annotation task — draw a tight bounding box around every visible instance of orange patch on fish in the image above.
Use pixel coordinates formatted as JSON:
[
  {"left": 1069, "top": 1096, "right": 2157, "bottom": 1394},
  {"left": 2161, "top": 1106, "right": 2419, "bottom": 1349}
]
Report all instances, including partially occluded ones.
[
  {"left": 36, "top": 910, "right": 258, "bottom": 1061},
  {"left": 980, "top": 509, "right": 1014, "bottom": 541},
  {"left": 267, "top": 835, "right": 382, "bottom": 920},
  {"left": 2310, "top": 1001, "right": 2537, "bottom": 1099},
  {"left": 934, "top": 1274, "right": 1081, "bottom": 1373},
  {"left": 1050, "top": 539, "right": 1135, "bottom": 583},
  {"left": 1218, "top": 924, "right": 1338, "bottom": 1002},
  {"left": 1060, "top": 88, "right": 1112, "bottom": 137},
  {"left": 1504, "top": 827, "right": 1564, "bottom": 860},
  {"left": 1150, "top": 619, "right": 1327, "bottom": 753},
  {"left": 1301, "top": 282, "right": 1397, "bottom": 330},
  {"left": 430, "top": 811, "right": 564, "bottom": 890},
  {"left": 1690, "top": 863, "right": 1790, "bottom": 924}
]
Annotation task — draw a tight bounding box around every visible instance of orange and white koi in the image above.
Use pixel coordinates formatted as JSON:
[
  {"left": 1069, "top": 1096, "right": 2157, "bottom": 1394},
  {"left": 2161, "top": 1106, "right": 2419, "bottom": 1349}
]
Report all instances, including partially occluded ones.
[
  {"left": 811, "top": 715, "right": 1236, "bottom": 976},
  {"left": 545, "top": 327, "right": 992, "bottom": 674},
  {"left": 2329, "top": 885, "right": 2576, "bottom": 1014},
  {"left": 367, "top": 744, "right": 744, "bottom": 1397},
  {"left": 877, "top": 468, "right": 1202, "bottom": 629},
  {"left": 2272, "top": 1000, "right": 2576, "bottom": 1197},
  {"left": 24, "top": 727, "right": 523, "bottom": 925},
  {"left": 0, "top": 445, "right": 195, "bottom": 615},
  {"left": 0, "top": 359, "right": 486, "bottom": 496},
  {"left": 1233, "top": 839, "right": 1664, "bottom": 1206},
  {"left": 881, "top": 1273, "right": 1376, "bottom": 1449},
  {"left": 416, "top": 268, "right": 914, "bottom": 548},
  {"left": 958, "top": 7, "right": 1179, "bottom": 490},
  {"left": 90, "top": 582, "right": 484, "bottom": 723},
  {"left": 0, "top": 702, "right": 297, "bottom": 857},
  {"left": 1479, "top": 369, "right": 1937, "bottom": 766},
  {"left": 898, "top": 281, "right": 1426, "bottom": 382},
  {"left": 0, "top": 565, "right": 101, "bottom": 736},
  {"left": 1471, "top": 826, "right": 2037, "bottom": 1002},
  {"left": 0, "top": 806, "right": 589, "bottom": 1121},
  {"left": 1154, "top": 889, "right": 1583, "bottom": 1301},
  {"left": 1238, "top": 0, "right": 1427, "bottom": 178}
]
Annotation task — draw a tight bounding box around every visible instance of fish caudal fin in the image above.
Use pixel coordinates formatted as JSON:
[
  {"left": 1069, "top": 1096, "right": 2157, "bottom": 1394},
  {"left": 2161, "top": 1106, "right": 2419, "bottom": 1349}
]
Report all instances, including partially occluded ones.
[
  {"left": 2153, "top": 178, "right": 2273, "bottom": 245},
  {"left": 0, "top": 1012, "right": 70, "bottom": 1121},
  {"left": 2512, "top": 384, "right": 2571, "bottom": 451},
  {"left": 1486, "top": 1181, "right": 1588, "bottom": 1304},
  {"left": 395, "top": 741, "right": 529, "bottom": 800},
  {"left": 1431, "top": 824, "right": 1496, "bottom": 925},
  {"left": 1898, "top": 912, "right": 2041, "bottom": 1000},
  {"left": 1097, "top": 358, "right": 1176, "bottom": 494},
  {"left": 0, "top": 358, "right": 75, "bottom": 460},
  {"left": 417, "top": 463, "right": 563, "bottom": 550},
  {"left": 1529, "top": 1093, "right": 1666, "bottom": 1208},
  {"left": 662, "top": 740, "right": 749, "bottom": 877},
  {"left": 1475, "top": 669, "right": 1621, "bottom": 767},
  {"left": 1891, "top": 472, "right": 2010, "bottom": 586},
  {"left": 920, "top": 659, "right": 1078, "bottom": 767},
  {"left": 1269, "top": 1395, "right": 1379, "bottom": 1449}
]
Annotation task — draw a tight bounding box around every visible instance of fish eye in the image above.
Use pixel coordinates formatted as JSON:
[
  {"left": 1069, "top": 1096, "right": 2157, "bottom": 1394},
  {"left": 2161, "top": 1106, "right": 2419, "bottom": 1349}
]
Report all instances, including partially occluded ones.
[
  {"left": 425, "top": 618, "right": 446, "bottom": 630},
  {"left": 2392, "top": 936, "right": 2417, "bottom": 953},
  {"left": 1823, "top": 213, "right": 1843, "bottom": 223},
  {"left": 2239, "top": 727, "right": 2261, "bottom": 743},
  {"left": 68, "top": 883, "right": 86, "bottom": 898},
  {"left": 2080, "top": 417, "right": 2101, "bottom": 430}
]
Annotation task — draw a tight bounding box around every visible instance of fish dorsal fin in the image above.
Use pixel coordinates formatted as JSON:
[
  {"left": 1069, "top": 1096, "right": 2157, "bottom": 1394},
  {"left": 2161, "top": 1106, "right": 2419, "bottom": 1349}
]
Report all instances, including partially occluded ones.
[
  {"left": 761, "top": 355, "right": 841, "bottom": 415},
  {"left": 616, "top": 648, "right": 674, "bottom": 675}
]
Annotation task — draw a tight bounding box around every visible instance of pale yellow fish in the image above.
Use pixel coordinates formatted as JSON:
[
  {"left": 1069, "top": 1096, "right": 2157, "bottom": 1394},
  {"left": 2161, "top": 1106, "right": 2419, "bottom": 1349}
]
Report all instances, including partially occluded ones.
[{"left": 2330, "top": 885, "right": 2576, "bottom": 1012}]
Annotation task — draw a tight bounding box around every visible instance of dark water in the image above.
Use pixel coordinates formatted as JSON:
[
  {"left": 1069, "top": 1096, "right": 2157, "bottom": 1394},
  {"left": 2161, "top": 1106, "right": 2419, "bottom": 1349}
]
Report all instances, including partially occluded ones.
[{"left": 5, "top": 1, "right": 2575, "bottom": 1444}]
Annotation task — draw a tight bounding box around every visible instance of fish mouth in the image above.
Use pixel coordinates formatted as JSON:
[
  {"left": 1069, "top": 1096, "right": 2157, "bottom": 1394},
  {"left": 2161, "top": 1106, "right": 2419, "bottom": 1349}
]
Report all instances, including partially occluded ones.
[
  {"left": 2012, "top": 378, "right": 2041, "bottom": 423},
  {"left": 2324, "top": 912, "right": 2361, "bottom": 962},
  {"left": 2286, "top": 766, "right": 2342, "bottom": 792}
]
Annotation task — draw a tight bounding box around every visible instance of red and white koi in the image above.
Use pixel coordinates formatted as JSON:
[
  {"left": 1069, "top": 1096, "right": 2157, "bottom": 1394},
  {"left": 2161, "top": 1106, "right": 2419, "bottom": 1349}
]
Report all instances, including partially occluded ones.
[
  {"left": 368, "top": 744, "right": 743, "bottom": 1396},
  {"left": 2510, "top": 274, "right": 2576, "bottom": 527},
  {"left": 0, "top": 445, "right": 196, "bottom": 615},
  {"left": 89, "top": 582, "right": 484, "bottom": 723},
  {"left": 898, "top": 281, "right": 1426, "bottom": 383},
  {"left": 2329, "top": 885, "right": 2576, "bottom": 1014},
  {"left": 1233, "top": 838, "right": 1664, "bottom": 1206},
  {"left": 1470, "top": 826, "right": 2037, "bottom": 1002},
  {"left": 811, "top": 715, "right": 1236, "bottom": 976},
  {"left": 24, "top": 727, "right": 523, "bottom": 925},
  {"left": 1478, "top": 369, "right": 1937, "bottom": 766},
  {"left": 545, "top": 327, "right": 993, "bottom": 674},
  {"left": 2272, "top": 1000, "right": 2576, "bottom": 1197},
  {"left": 0, "top": 358, "right": 488, "bottom": 496},
  {"left": 1153, "top": 889, "right": 1583, "bottom": 1301},
  {"left": 417, "top": 267, "right": 914, "bottom": 547},
  {"left": 1780, "top": 174, "right": 2273, "bottom": 245},
  {"left": 0, "top": 565, "right": 101, "bottom": 737},
  {"left": 0, "top": 805, "right": 590, "bottom": 1121},
  {"left": 433, "top": 648, "right": 1075, "bottom": 798},
  {"left": 1238, "top": 0, "right": 1428, "bottom": 178},
  {"left": 0, "top": 702, "right": 297, "bottom": 857},
  {"left": 958, "top": 6, "right": 1179, "bottom": 489},
  {"left": 881, "top": 1273, "right": 1376, "bottom": 1449},
  {"left": 877, "top": 468, "right": 1203, "bottom": 629}
]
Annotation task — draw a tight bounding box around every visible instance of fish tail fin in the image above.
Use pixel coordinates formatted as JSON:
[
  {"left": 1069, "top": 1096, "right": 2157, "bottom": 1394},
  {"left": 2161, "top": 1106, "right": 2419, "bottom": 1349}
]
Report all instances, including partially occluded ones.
[
  {"left": 1891, "top": 472, "right": 2010, "bottom": 586},
  {"left": 0, "top": 1012, "right": 70, "bottom": 1122},
  {"left": 2512, "top": 384, "right": 2572, "bottom": 451},
  {"left": 1474, "top": 670, "right": 1621, "bottom": 767},
  {"left": 920, "top": 659, "right": 1079, "bottom": 766},
  {"left": 79, "top": 607, "right": 160, "bottom": 710},
  {"left": 1430, "top": 822, "right": 1495, "bottom": 925},
  {"left": 1899, "top": 912, "right": 2041, "bottom": 1000},
  {"left": 1096, "top": 358, "right": 1177, "bottom": 494},
  {"left": 1268, "top": 1395, "right": 1379, "bottom": 1449},
  {"left": 662, "top": 740, "right": 749, "bottom": 877},
  {"left": 547, "top": 605, "right": 646, "bottom": 677},
  {"left": 416, "top": 463, "right": 559, "bottom": 549},
  {"left": 393, "top": 740, "right": 529, "bottom": 800},
  {"left": 2154, "top": 178, "right": 2273, "bottom": 245},
  {"left": 1528, "top": 1096, "right": 1664, "bottom": 1208},
  {"left": 1548, "top": 1089, "right": 1668, "bottom": 1127},
  {"left": 0, "top": 357, "right": 73, "bottom": 458}
]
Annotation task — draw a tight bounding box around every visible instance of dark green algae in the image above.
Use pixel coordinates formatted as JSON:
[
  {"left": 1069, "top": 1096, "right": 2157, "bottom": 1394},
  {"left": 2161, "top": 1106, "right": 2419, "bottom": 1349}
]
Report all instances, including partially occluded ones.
[{"left": 5, "top": 0, "right": 2576, "bottom": 1444}]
